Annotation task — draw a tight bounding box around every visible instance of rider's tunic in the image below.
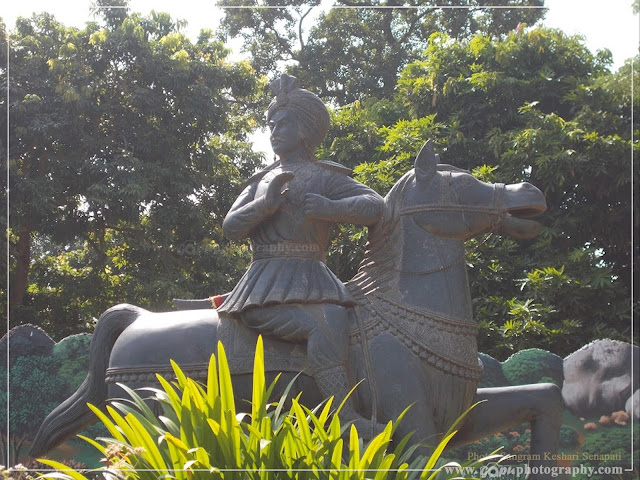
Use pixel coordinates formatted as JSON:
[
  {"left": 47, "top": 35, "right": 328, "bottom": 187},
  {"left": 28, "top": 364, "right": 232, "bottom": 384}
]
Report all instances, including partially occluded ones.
[{"left": 219, "top": 160, "right": 381, "bottom": 315}]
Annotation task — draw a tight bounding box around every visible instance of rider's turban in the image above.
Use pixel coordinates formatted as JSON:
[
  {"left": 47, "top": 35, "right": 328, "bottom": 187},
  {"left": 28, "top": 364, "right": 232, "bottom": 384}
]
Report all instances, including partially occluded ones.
[{"left": 267, "top": 74, "right": 330, "bottom": 150}]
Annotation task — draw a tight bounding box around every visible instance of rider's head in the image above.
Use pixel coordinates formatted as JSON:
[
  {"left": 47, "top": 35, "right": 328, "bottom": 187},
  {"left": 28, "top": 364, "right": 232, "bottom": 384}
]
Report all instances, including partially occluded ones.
[{"left": 267, "top": 74, "right": 330, "bottom": 156}]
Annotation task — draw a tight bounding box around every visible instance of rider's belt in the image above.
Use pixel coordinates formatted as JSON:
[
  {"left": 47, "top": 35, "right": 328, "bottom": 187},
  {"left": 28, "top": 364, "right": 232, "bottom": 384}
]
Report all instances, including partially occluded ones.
[{"left": 252, "top": 242, "right": 325, "bottom": 261}]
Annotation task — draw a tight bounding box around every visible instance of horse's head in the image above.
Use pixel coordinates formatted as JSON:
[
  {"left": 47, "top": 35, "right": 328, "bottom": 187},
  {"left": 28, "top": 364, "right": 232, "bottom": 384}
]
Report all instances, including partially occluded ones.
[
  {"left": 403, "top": 141, "right": 546, "bottom": 241},
  {"left": 352, "top": 141, "right": 547, "bottom": 302}
]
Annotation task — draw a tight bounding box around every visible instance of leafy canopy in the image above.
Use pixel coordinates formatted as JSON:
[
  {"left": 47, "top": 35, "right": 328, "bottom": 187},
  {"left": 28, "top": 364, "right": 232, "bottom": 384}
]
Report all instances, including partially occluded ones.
[
  {"left": 321, "top": 27, "right": 636, "bottom": 357},
  {"left": 2, "top": 8, "right": 264, "bottom": 337},
  {"left": 218, "top": 0, "right": 546, "bottom": 104}
]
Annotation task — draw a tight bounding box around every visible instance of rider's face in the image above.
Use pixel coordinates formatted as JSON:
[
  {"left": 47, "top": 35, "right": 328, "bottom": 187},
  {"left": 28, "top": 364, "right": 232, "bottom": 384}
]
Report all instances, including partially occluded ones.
[{"left": 269, "top": 109, "right": 303, "bottom": 157}]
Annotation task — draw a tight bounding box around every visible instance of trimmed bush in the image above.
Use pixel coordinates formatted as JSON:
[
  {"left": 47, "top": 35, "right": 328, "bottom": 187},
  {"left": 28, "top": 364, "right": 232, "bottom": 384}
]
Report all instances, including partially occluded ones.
[
  {"left": 574, "top": 422, "right": 639, "bottom": 480},
  {"left": 502, "top": 348, "right": 563, "bottom": 386},
  {"left": 0, "top": 355, "right": 63, "bottom": 465},
  {"left": 52, "top": 334, "right": 92, "bottom": 399},
  {"left": 558, "top": 425, "right": 578, "bottom": 449}
]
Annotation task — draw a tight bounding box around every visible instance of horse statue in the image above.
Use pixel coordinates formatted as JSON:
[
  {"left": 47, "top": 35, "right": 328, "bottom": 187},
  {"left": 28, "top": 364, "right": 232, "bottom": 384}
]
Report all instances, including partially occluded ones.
[{"left": 30, "top": 142, "right": 562, "bottom": 478}]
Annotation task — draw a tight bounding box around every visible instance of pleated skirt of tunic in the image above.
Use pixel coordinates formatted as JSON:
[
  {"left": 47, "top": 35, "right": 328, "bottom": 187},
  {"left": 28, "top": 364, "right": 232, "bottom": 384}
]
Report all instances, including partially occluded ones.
[{"left": 218, "top": 258, "right": 356, "bottom": 314}]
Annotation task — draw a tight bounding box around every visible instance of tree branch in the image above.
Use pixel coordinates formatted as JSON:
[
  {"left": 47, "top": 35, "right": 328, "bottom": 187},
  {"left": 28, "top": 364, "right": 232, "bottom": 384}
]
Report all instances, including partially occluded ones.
[
  {"left": 298, "top": 6, "right": 315, "bottom": 51},
  {"left": 399, "top": 10, "right": 430, "bottom": 45},
  {"left": 265, "top": 24, "right": 295, "bottom": 59},
  {"left": 381, "top": 8, "right": 395, "bottom": 45}
]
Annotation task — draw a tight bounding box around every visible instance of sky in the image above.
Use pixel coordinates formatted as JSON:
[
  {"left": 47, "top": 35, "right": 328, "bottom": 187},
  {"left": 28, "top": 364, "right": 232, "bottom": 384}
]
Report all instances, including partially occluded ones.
[
  {"left": 2, "top": 0, "right": 638, "bottom": 153},
  {"left": 2, "top": 0, "right": 638, "bottom": 70}
]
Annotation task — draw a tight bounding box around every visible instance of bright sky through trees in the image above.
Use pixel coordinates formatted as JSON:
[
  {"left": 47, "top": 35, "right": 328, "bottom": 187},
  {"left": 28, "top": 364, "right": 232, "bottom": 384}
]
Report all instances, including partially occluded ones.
[
  {"left": 4, "top": 1, "right": 637, "bottom": 155},
  {"left": 3, "top": 1, "right": 638, "bottom": 70}
]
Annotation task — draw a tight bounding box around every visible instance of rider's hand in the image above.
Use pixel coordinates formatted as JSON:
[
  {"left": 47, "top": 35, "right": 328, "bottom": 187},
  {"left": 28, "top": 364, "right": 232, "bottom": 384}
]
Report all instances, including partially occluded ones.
[
  {"left": 264, "top": 172, "right": 294, "bottom": 212},
  {"left": 303, "top": 193, "right": 333, "bottom": 220}
]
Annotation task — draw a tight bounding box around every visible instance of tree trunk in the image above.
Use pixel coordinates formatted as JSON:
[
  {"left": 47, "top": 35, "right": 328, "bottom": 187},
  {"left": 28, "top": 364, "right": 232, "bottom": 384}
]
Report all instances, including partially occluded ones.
[{"left": 9, "top": 221, "right": 31, "bottom": 310}]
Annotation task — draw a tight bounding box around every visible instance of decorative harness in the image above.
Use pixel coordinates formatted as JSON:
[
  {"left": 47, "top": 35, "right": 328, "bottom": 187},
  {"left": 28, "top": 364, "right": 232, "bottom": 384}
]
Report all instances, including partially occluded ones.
[{"left": 351, "top": 171, "right": 508, "bottom": 384}]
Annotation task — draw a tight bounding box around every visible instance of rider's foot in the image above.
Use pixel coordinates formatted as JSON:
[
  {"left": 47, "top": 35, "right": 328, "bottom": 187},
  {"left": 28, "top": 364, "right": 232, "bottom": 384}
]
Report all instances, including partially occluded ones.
[
  {"left": 341, "top": 413, "right": 387, "bottom": 440},
  {"left": 314, "top": 367, "right": 386, "bottom": 439}
]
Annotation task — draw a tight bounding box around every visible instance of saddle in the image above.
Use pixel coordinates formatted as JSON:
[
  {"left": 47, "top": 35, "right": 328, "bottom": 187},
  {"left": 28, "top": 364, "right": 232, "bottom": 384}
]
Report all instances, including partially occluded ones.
[
  {"left": 217, "top": 312, "right": 310, "bottom": 375},
  {"left": 171, "top": 297, "right": 310, "bottom": 375}
]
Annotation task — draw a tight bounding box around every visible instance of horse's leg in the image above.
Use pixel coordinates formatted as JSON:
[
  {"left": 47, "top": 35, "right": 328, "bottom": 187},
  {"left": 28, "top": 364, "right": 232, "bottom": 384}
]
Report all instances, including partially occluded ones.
[
  {"left": 450, "top": 383, "right": 564, "bottom": 480},
  {"left": 364, "top": 334, "right": 438, "bottom": 453}
]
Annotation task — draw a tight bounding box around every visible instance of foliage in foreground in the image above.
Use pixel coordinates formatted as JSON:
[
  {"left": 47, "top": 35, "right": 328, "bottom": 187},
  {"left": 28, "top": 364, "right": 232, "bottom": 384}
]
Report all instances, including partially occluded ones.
[
  {"left": 36, "top": 338, "right": 500, "bottom": 479},
  {"left": 575, "top": 422, "right": 640, "bottom": 480}
]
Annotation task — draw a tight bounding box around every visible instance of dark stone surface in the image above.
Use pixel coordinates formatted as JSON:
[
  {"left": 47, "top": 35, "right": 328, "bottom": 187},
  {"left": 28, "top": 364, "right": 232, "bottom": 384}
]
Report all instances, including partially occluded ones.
[
  {"left": 0, "top": 324, "right": 55, "bottom": 368},
  {"left": 562, "top": 339, "right": 639, "bottom": 417},
  {"left": 478, "top": 352, "right": 510, "bottom": 387}
]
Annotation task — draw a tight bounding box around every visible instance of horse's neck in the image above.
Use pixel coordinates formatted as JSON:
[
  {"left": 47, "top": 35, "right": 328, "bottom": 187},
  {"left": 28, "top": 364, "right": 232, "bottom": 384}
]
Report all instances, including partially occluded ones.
[
  {"left": 396, "top": 218, "right": 473, "bottom": 320},
  {"left": 351, "top": 171, "right": 475, "bottom": 322},
  {"left": 396, "top": 261, "right": 473, "bottom": 320},
  {"left": 351, "top": 220, "right": 473, "bottom": 323},
  {"left": 348, "top": 223, "right": 482, "bottom": 383}
]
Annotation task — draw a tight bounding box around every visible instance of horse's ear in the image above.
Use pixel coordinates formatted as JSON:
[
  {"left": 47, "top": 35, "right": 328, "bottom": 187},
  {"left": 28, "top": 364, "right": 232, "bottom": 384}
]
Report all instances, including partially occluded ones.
[{"left": 414, "top": 140, "right": 437, "bottom": 183}]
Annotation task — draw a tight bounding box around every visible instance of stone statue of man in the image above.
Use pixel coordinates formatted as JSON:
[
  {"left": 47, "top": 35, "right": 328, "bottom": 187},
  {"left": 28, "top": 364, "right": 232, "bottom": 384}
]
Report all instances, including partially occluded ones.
[{"left": 219, "top": 73, "right": 385, "bottom": 435}]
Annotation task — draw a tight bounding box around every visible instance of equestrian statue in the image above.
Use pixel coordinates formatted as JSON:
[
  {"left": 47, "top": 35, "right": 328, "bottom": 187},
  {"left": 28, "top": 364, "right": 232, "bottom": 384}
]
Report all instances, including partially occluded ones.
[{"left": 30, "top": 74, "right": 563, "bottom": 478}]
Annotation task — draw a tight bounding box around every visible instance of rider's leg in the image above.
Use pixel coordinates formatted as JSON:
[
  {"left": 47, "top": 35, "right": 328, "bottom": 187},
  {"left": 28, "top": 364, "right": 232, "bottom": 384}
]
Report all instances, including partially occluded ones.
[
  {"left": 300, "top": 304, "right": 387, "bottom": 438},
  {"left": 240, "top": 303, "right": 385, "bottom": 438}
]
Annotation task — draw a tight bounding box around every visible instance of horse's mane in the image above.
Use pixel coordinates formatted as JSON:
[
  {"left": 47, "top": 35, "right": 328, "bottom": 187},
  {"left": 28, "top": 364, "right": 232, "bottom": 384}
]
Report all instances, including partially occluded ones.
[{"left": 348, "top": 170, "right": 414, "bottom": 295}]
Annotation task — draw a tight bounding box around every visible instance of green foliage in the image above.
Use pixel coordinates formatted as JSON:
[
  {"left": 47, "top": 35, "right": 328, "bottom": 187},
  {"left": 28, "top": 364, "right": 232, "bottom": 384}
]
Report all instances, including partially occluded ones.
[
  {"left": 0, "top": 331, "right": 106, "bottom": 463},
  {"left": 558, "top": 425, "right": 578, "bottom": 450},
  {"left": 52, "top": 334, "right": 92, "bottom": 399},
  {"left": 2, "top": 10, "right": 263, "bottom": 337},
  {"left": 574, "top": 423, "right": 640, "bottom": 480},
  {"left": 0, "top": 355, "right": 63, "bottom": 465},
  {"left": 219, "top": 0, "right": 546, "bottom": 103},
  {"left": 38, "top": 338, "right": 500, "bottom": 479},
  {"left": 1, "top": 356, "right": 63, "bottom": 431},
  {"left": 406, "top": 31, "right": 636, "bottom": 356},
  {"left": 501, "top": 348, "right": 563, "bottom": 386},
  {"left": 450, "top": 424, "right": 532, "bottom": 465},
  {"left": 323, "top": 27, "right": 636, "bottom": 357}
]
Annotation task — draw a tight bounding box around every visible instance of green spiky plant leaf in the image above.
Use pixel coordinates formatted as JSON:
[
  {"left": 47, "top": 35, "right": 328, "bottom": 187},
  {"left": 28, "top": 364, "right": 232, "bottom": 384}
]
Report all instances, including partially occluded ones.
[{"left": 37, "top": 337, "right": 501, "bottom": 479}]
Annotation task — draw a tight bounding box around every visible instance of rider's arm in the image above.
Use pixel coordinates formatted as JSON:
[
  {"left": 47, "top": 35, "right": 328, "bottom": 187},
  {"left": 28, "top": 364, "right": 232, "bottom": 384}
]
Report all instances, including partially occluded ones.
[
  {"left": 223, "top": 171, "right": 294, "bottom": 240},
  {"left": 304, "top": 175, "right": 384, "bottom": 226},
  {"left": 222, "top": 182, "right": 272, "bottom": 240}
]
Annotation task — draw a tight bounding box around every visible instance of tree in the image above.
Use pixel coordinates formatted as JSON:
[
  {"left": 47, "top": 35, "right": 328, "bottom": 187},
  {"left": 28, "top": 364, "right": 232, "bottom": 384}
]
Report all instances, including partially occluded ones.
[
  {"left": 322, "top": 28, "right": 636, "bottom": 357},
  {"left": 218, "top": 0, "right": 546, "bottom": 104},
  {"left": 1, "top": 9, "right": 264, "bottom": 337}
]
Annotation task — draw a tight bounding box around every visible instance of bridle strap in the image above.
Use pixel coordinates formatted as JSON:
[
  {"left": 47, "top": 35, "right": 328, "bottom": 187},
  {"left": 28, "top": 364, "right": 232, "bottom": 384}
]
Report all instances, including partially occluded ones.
[
  {"left": 398, "top": 182, "right": 507, "bottom": 234},
  {"left": 399, "top": 204, "right": 502, "bottom": 216},
  {"left": 490, "top": 183, "right": 506, "bottom": 233}
]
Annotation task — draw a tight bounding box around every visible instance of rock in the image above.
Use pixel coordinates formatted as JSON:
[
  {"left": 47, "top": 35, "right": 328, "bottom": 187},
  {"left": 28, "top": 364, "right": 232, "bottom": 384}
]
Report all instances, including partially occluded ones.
[
  {"left": 598, "top": 415, "right": 611, "bottom": 425},
  {"left": 478, "top": 352, "right": 510, "bottom": 387},
  {"left": 611, "top": 410, "right": 629, "bottom": 426},
  {"left": 626, "top": 389, "right": 639, "bottom": 421},
  {"left": 562, "top": 339, "right": 639, "bottom": 417},
  {"left": 584, "top": 422, "right": 598, "bottom": 431},
  {"left": 0, "top": 324, "right": 55, "bottom": 368}
]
